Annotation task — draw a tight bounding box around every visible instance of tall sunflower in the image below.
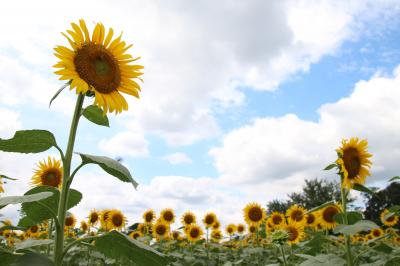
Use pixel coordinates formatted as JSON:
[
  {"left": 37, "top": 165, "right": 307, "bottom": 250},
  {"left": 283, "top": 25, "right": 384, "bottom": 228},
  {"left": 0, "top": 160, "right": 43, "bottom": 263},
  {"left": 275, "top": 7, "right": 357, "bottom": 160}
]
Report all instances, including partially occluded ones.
[
  {"left": 237, "top": 224, "right": 246, "bottom": 234},
  {"left": 65, "top": 214, "right": 77, "bottom": 229},
  {"left": 269, "top": 212, "right": 286, "bottom": 228},
  {"left": 225, "top": 224, "right": 237, "bottom": 236},
  {"left": 243, "top": 203, "right": 266, "bottom": 227},
  {"left": 336, "top": 137, "right": 372, "bottom": 189},
  {"left": 380, "top": 209, "right": 399, "bottom": 227},
  {"left": 31, "top": 157, "right": 63, "bottom": 188},
  {"left": 152, "top": 220, "right": 169, "bottom": 240},
  {"left": 305, "top": 213, "right": 318, "bottom": 229},
  {"left": 54, "top": 19, "right": 143, "bottom": 114},
  {"left": 181, "top": 211, "right": 196, "bottom": 226}
]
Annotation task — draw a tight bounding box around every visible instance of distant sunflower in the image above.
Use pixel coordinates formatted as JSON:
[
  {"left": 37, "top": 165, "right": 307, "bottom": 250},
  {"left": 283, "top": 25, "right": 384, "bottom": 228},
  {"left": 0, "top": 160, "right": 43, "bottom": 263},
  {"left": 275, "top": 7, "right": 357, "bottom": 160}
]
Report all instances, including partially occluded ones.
[
  {"left": 31, "top": 157, "right": 63, "bottom": 188},
  {"left": 65, "top": 214, "right": 77, "bottom": 229},
  {"left": 203, "top": 212, "right": 217, "bottom": 228},
  {"left": 153, "top": 221, "right": 169, "bottom": 239},
  {"left": 100, "top": 209, "right": 111, "bottom": 230},
  {"left": 186, "top": 224, "right": 203, "bottom": 243},
  {"left": 269, "top": 212, "right": 286, "bottom": 228},
  {"left": 88, "top": 209, "right": 99, "bottom": 226},
  {"left": 54, "top": 19, "right": 143, "bottom": 114},
  {"left": 286, "top": 205, "right": 307, "bottom": 225},
  {"left": 248, "top": 225, "right": 257, "bottom": 234},
  {"left": 237, "top": 224, "right": 246, "bottom": 234},
  {"left": 160, "top": 208, "right": 175, "bottom": 224},
  {"left": 336, "top": 137, "right": 372, "bottom": 189},
  {"left": 305, "top": 213, "right": 318, "bottom": 229},
  {"left": 143, "top": 209, "right": 155, "bottom": 224},
  {"left": 211, "top": 229, "right": 223, "bottom": 242},
  {"left": 172, "top": 230, "right": 181, "bottom": 241},
  {"left": 370, "top": 228, "right": 384, "bottom": 238},
  {"left": 129, "top": 231, "right": 143, "bottom": 239},
  {"left": 380, "top": 209, "right": 399, "bottom": 227},
  {"left": 318, "top": 204, "right": 341, "bottom": 230},
  {"left": 107, "top": 209, "right": 125, "bottom": 230},
  {"left": 80, "top": 221, "right": 88, "bottom": 232},
  {"left": 27, "top": 225, "right": 40, "bottom": 237},
  {"left": 225, "top": 224, "right": 237, "bottom": 236},
  {"left": 285, "top": 223, "right": 305, "bottom": 245},
  {"left": 243, "top": 203, "right": 266, "bottom": 226},
  {"left": 181, "top": 211, "right": 196, "bottom": 226},
  {"left": 212, "top": 220, "right": 220, "bottom": 230}
]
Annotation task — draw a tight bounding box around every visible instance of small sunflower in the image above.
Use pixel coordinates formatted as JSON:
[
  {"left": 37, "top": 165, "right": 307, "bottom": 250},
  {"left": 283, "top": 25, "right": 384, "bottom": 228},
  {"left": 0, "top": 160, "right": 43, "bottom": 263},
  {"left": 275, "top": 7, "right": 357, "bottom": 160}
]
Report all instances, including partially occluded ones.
[
  {"left": 318, "top": 204, "right": 342, "bottom": 230},
  {"left": 65, "top": 214, "right": 77, "bottom": 229},
  {"left": 248, "top": 225, "right": 257, "bottom": 234},
  {"left": 380, "top": 209, "right": 399, "bottom": 227},
  {"left": 31, "top": 157, "right": 63, "bottom": 188},
  {"left": 88, "top": 209, "right": 100, "bottom": 226},
  {"left": 172, "top": 230, "right": 181, "bottom": 241},
  {"left": 212, "top": 220, "right": 221, "bottom": 230},
  {"left": 27, "top": 225, "right": 40, "bottom": 237},
  {"left": 80, "top": 221, "right": 88, "bottom": 232},
  {"left": 160, "top": 208, "right": 175, "bottom": 224},
  {"left": 269, "top": 212, "right": 286, "bottom": 228},
  {"left": 305, "top": 212, "right": 318, "bottom": 229},
  {"left": 237, "top": 224, "right": 246, "bottom": 234},
  {"left": 129, "top": 230, "right": 143, "bottom": 239},
  {"left": 203, "top": 212, "right": 217, "bottom": 228},
  {"left": 285, "top": 223, "right": 305, "bottom": 245},
  {"left": 286, "top": 205, "right": 307, "bottom": 225},
  {"left": 143, "top": 209, "right": 156, "bottom": 224},
  {"left": 186, "top": 224, "right": 203, "bottom": 243},
  {"left": 107, "top": 209, "right": 126, "bottom": 230},
  {"left": 152, "top": 221, "right": 169, "bottom": 239},
  {"left": 100, "top": 209, "right": 111, "bottom": 230},
  {"left": 181, "top": 211, "right": 196, "bottom": 226},
  {"left": 225, "top": 224, "right": 237, "bottom": 236},
  {"left": 211, "top": 229, "right": 223, "bottom": 242},
  {"left": 243, "top": 203, "right": 266, "bottom": 226},
  {"left": 336, "top": 137, "right": 372, "bottom": 189},
  {"left": 54, "top": 19, "right": 143, "bottom": 114},
  {"left": 370, "top": 228, "right": 384, "bottom": 238}
]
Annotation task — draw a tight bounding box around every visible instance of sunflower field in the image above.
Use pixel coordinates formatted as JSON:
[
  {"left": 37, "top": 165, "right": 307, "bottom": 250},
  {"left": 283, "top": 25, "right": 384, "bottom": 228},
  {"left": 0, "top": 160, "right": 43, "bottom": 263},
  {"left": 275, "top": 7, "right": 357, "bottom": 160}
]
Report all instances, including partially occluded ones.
[{"left": 1, "top": 19, "right": 400, "bottom": 266}]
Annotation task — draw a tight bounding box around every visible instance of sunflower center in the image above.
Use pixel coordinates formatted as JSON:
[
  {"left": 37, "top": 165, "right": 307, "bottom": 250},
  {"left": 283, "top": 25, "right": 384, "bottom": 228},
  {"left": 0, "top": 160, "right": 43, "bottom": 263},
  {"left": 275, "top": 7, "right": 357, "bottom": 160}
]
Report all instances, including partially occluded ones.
[
  {"left": 249, "top": 207, "right": 263, "bottom": 222},
  {"left": 30, "top": 225, "right": 39, "bottom": 233},
  {"left": 386, "top": 216, "right": 395, "bottom": 222},
  {"left": 74, "top": 44, "right": 121, "bottom": 94},
  {"left": 238, "top": 225, "right": 244, "bottom": 232},
  {"left": 205, "top": 215, "right": 214, "bottom": 225},
  {"left": 291, "top": 210, "right": 303, "bottom": 222},
  {"left": 343, "top": 148, "right": 361, "bottom": 179},
  {"left": 90, "top": 213, "right": 99, "bottom": 223},
  {"left": 112, "top": 214, "right": 123, "bottom": 227},
  {"left": 323, "top": 206, "right": 339, "bottom": 223},
  {"left": 272, "top": 215, "right": 283, "bottom": 225},
  {"left": 163, "top": 211, "right": 174, "bottom": 222},
  {"left": 190, "top": 228, "right": 200, "bottom": 238},
  {"left": 249, "top": 226, "right": 256, "bottom": 233},
  {"left": 145, "top": 212, "right": 154, "bottom": 222},
  {"left": 184, "top": 215, "right": 194, "bottom": 224},
  {"left": 65, "top": 217, "right": 74, "bottom": 227},
  {"left": 41, "top": 169, "right": 61, "bottom": 188},
  {"left": 133, "top": 232, "right": 140, "bottom": 239},
  {"left": 156, "top": 225, "right": 166, "bottom": 235},
  {"left": 287, "top": 226, "right": 299, "bottom": 241},
  {"left": 307, "top": 214, "right": 315, "bottom": 224},
  {"left": 373, "top": 229, "right": 381, "bottom": 237},
  {"left": 172, "top": 231, "right": 180, "bottom": 239}
]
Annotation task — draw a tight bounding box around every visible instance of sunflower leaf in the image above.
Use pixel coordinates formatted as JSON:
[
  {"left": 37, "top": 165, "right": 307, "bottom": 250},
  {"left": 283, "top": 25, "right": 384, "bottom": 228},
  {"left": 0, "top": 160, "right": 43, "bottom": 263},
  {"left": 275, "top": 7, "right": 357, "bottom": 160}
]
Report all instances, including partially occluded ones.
[
  {"left": 306, "top": 200, "right": 335, "bottom": 214},
  {"left": 323, "top": 163, "right": 337, "bottom": 171},
  {"left": 389, "top": 176, "right": 400, "bottom": 182},
  {"left": 12, "top": 252, "right": 55, "bottom": 266},
  {"left": 0, "top": 130, "right": 57, "bottom": 154},
  {"left": 333, "top": 212, "right": 362, "bottom": 225},
  {"left": 15, "top": 239, "right": 53, "bottom": 250},
  {"left": 352, "top": 183, "right": 376, "bottom": 197},
  {"left": 0, "top": 174, "right": 17, "bottom": 181},
  {"left": 0, "top": 192, "right": 53, "bottom": 207},
  {"left": 49, "top": 81, "right": 70, "bottom": 107},
  {"left": 82, "top": 105, "right": 110, "bottom": 127},
  {"left": 94, "top": 230, "right": 167, "bottom": 266},
  {"left": 333, "top": 220, "right": 378, "bottom": 235},
  {"left": 78, "top": 153, "right": 138, "bottom": 189},
  {"left": 0, "top": 225, "right": 27, "bottom": 231}
]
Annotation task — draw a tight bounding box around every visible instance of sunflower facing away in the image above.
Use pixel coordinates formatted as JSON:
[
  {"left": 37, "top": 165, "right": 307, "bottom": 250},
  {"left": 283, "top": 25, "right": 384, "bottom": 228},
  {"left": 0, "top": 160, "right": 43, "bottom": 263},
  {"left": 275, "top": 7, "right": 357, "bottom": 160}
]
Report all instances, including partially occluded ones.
[
  {"left": 31, "top": 156, "right": 63, "bottom": 188},
  {"left": 54, "top": 19, "right": 143, "bottom": 114},
  {"left": 380, "top": 209, "right": 399, "bottom": 227},
  {"left": 336, "top": 137, "right": 372, "bottom": 189},
  {"left": 243, "top": 203, "right": 266, "bottom": 227},
  {"left": 181, "top": 211, "right": 196, "bottom": 226}
]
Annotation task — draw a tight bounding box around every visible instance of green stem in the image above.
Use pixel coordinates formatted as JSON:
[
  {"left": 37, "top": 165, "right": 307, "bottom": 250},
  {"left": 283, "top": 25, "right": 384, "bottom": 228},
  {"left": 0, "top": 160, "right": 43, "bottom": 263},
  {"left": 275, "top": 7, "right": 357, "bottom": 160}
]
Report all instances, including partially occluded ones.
[
  {"left": 47, "top": 219, "right": 54, "bottom": 256},
  {"left": 53, "top": 93, "right": 84, "bottom": 265},
  {"left": 206, "top": 228, "right": 210, "bottom": 265},
  {"left": 61, "top": 235, "right": 96, "bottom": 260},
  {"left": 280, "top": 245, "right": 288, "bottom": 266},
  {"left": 341, "top": 182, "right": 354, "bottom": 266}
]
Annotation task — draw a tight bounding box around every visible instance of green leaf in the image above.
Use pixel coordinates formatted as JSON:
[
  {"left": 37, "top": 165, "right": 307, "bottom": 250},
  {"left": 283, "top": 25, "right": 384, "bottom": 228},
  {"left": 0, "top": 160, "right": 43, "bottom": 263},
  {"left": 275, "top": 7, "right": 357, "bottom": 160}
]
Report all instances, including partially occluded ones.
[
  {"left": 388, "top": 205, "right": 400, "bottom": 213},
  {"left": 373, "top": 242, "right": 393, "bottom": 254},
  {"left": 0, "top": 174, "right": 17, "bottom": 181},
  {"left": 306, "top": 200, "right": 335, "bottom": 214},
  {"left": 389, "top": 176, "right": 400, "bottom": 182},
  {"left": 15, "top": 239, "right": 53, "bottom": 250},
  {"left": 49, "top": 81, "right": 70, "bottom": 107},
  {"left": 298, "top": 254, "right": 346, "bottom": 266},
  {"left": 0, "top": 130, "right": 56, "bottom": 153},
  {"left": 94, "top": 230, "right": 167, "bottom": 266},
  {"left": 20, "top": 186, "right": 82, "bottom": 225},
  {"left": 0, "top": 225, "right": 26, "bottom": 231},
  {"left": 385, "top": 257, "right": 400, "bottom": 266},
  {"left": 78, "top": 153, "right": 138, "bottom": 189},
  {"left": 18, "top": 216, "right": 39, "bottom": 228},
  {"left": 0, "top": 192, "right": 53, "bottom": 207},
  {"left": 333, "top": 220, "right": 378, "bottom": 235},
  {"left": 13, "top": 252, "right": 55, "bottom": 266},
  {"left": 82, "top": 105, "right": 109, "bottom": 127},
  {"left": 323, "top": 163, "right": 337, "bottom": 171},
  {"left": 0, "top": 251, "right": 19, "bottom": 266},
  {"left": 334, "top": 211, "right": 363, "bottom": 225},
  {"left": 352, "top": 183, "right": 376, "bottom": 197}
]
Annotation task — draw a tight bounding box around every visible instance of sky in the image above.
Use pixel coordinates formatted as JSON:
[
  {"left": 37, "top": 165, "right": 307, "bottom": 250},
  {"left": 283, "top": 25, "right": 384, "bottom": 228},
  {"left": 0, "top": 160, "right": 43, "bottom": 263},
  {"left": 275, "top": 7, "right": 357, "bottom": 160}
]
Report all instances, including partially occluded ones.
[{"left": 1, "top": 0, "right": 400, "bottom": 228}]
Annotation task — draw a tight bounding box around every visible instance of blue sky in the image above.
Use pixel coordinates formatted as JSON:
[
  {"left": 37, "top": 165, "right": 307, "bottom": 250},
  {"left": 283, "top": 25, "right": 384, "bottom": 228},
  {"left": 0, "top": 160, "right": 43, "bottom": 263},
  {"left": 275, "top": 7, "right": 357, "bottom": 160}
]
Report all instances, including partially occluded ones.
[{"left": 1, "top": 0, "right": 400, "bottom": 225}]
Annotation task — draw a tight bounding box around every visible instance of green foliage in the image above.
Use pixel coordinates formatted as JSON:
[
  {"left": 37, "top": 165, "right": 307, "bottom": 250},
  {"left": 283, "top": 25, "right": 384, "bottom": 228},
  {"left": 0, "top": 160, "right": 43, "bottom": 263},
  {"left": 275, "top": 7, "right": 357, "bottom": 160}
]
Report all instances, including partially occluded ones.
[
  {"left": 0, "top": 192, "right": 53, "bottom": 207},
  {"left": 78, "top": 153, "right": 138, "bottom": 189},
  {"left": 353, "top": 183, "right": 376, "bottom": 197},
  {"left": 297, "top": 254, "right": 346, "bottom": 266},
  {"left": 13, "top": 252, "right": 55, "bottom": 266},
  {"left": 0, "top": 130, "right": 57, "bottom": 153},
  {"left": 333, "top": 220, "right": 379, "bottom": 235},
  {"left": 82, "top": 105, "right": 110, "bottom": 127},
  {"left": 49, "top": 81, "right": 70, "bottom": 107},
  {"left": 94, "top": 230, "right": 168, "bottom": 266},
  {"left": 15, "top": 239, "right": 53, "bottom": 250},
  {"left": 334, "top": 211, "right": 363, "bottom": 225}
]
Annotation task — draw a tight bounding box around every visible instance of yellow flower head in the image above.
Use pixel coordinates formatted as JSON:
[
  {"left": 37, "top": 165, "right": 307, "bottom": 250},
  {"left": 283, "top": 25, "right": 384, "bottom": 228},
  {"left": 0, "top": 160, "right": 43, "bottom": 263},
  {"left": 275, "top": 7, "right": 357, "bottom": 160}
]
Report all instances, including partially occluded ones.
[
  {"left": 152, "top": 220, "right": 169, "bottom": 240},
  {"left": 336, "top": 137, "right": 372, "bottom": 189},
  {"left": 181, "top": 211, "right": 196, "bottom": 226},
  {"left": 65, "top": 213, "right": 77, "bottom": 229},
  {"left": 370, "top": 227, "right": 384, "bottom": 238},
  {"left": 186, "top": 224, "right": 203, "bottom": 243},
  {"left": 80, "top": 220, "right": 88, "bottom": 232},
  {"left": 160, "top": 208, "right": 175, "bottom": 224},
  {"left": 54, "top": 19, "right": 143, "bottom": 114},
  {"left": 285, "top": 222, "right": 305, "bottom": 245},
  {"left": 380, "top": 209, "right": 399, "bottom": 227},
  {"left": 269, "top": 212, "right": 286, "bottom": 228},
  {"left": 88, "top": 209, "right": 100, "bottom": 226},
  {"left": 318, "top": 204, "right": 342, "bottom": 230},
  {"left": 225, "top": 224, "right": 237, "bottom": 236},
  {"left": 237, "top": 223, "right": 246, "bottom": 234},
  {"left": 143, "top": 209, "right": 156, "bottom": 224},
  {"left": 203, "top": 212, "right": 217, "bottom": 228},
  {"left": 243, "top": 203, "right": 266, "bottom": 226},
  {"left": 107, "top": 209, "right": 126, "bottom": 230},
  {"left": 31, "top": 157, "right": 63, "bottom": 188},
  {"left": 286, "top": 205, "right": 307, "bottom": 225},
  {"left": 129, "top": 230, "right": 143, "bottom": 239}
]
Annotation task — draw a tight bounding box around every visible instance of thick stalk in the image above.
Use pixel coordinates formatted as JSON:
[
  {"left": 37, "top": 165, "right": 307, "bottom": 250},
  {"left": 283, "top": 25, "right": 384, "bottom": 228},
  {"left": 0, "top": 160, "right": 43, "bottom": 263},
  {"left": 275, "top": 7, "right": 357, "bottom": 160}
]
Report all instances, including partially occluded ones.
[
  {"left": 53, "top": 94, "right": 84, "bottom": 265},
  {"left": 280, "top": 245, "right": 288, "bottom": 266},
  {"left": 47, "top": 219, "right": 54, "bottom": 256},
  {"left": 341, "top": 183, "right": 354, "bottom": 266}
]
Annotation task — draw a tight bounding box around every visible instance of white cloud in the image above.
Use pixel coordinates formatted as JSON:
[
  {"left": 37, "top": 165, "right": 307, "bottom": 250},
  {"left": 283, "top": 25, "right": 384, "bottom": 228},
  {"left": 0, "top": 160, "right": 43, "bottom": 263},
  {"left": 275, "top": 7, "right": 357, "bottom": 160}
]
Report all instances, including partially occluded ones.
[
  {"left": 163, "top": 152, "right": 192, "bottom": 165},
  {"left": 98, "top": 131, "right": 149, "bottom": 158}
]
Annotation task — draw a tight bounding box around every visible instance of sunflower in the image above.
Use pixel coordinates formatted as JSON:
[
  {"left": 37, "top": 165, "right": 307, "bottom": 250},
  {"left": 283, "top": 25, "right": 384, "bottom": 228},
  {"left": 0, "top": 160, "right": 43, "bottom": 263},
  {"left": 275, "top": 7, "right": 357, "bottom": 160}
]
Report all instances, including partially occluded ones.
[
  {"left": 269, "top": 212, "right": 286, "bottom": 228},
  {"left": 225, "top": 224, "right": 237, "bottom": 236},
  {"left": 318, "top": 204, "right": 342, "bottom": 230},
  {"left": 211, "top": 229, "right": 223, "bottom": 242},
  {"left": 336, "top": 137, "right": 372, "bottom": 189},
  {"left": 305, "top": 213, "right": 318, "bottom": 229},
  {"left": 243, "top": 203, "right": 266, "bottom": 226},
  {"left": 129, "top": 230, "right": 143, "bottom": 239},
  {"left": 172, "top": 230, "right": 181, "bottom": 241},
  {"left": 152, "top": 221, "right": 169, "bottom": 239},
  {"left": 380, "top": 209, "right": 399, "bottom": 227},
  {"left": 285, "top": 223, "right": 305, "bottom": 245},
  {"left": 212, "top": 220, "right": 221, "bottom": 230},
  {"left": 286, "top": 205, "right": 307, "bottom": 225},
  {"left": 160, "top": 208, "right": 175, "bottom": 224},
  {"left": 100, "top": 209, "right": 111, "bottom": 230},
  {"left": 107, "top": 209, "right": 126, "bottom": 230},
  {"left": 65, "top": 213, "right": 77, "bottom": 229},
  {"left": 248, "top": 225, "right": 257, "bottom": 234},
  {"left": 181, "top": 211, "right": 196, "bottom": 226},
  {"left": 237, "top": 224, "right": 246, "bottom": 234},
  {"left": 143, "top": 209, "right": 156, "bottom": 224},
  {"left": 54, "top": 19, "right": 143, "bottom": 114},
  {"left": 27, "top": 225, "right": 40, "bottom": 238},
  {"left": 203, "top": 212, "right": 217, "bottom": 228},
  {"left": 88, "top": 209, "right": 100, "bottom": 226},
  {"left": 370, "top": 228, "right": 384, "bottom": 238},
  {"left": 80, "top": 221, "right": 88, "bottom": 232},
  {"left": 31, "top": 157, "right": 63, "bottom": 188},
  {"left": 186, "top": 224, "right": 203, "bottom": 243}
]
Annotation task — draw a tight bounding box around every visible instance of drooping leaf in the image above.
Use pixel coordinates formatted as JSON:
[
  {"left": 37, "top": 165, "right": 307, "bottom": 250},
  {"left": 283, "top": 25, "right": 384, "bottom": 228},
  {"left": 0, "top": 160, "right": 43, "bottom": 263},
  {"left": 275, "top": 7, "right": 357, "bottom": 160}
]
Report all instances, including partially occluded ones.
[
  {"left": 15, "top": 239, "right": 53, "bottom": 250},
  {"left": 306, "top": 200, "right": 335, "bottom": 214},
  {"left": 388, "top": 205, "right": 400, "bottom": 214},
  {"left": 297, "top": 254, "right": 346, "bottom": 266},
  {"left": 0, "top": 225, "right": 26, "bottom": 231},
  {"left": 0, "top": 174, "right": 17, "bottom": 180},
  {"left": 94, "top": 230, "right": 167, "bottom": 266},
  {"left": 352, "top": 183, "right": 376, "bottom": 197},
  {"left": 323, "top": 163, "right": 337, "bottom": 171},
  {"left": 78, "top": 153, "right": 138, "bottom": 189},
  {"left": 334, "top": 211, "right": 363, "bottom": 225},
  {"left": 82, "top": 105, "right": 110, "bottom": 127},
  {"left": 13, "top": 252, "right": 55, "bottom": 266},
  {"left": 49, "top": 81, "right": 70, "bottom": 107},
  {"left": 0, "top": 192, "right": 53, "bottom": 207},
  {"left": 0, "top": 130, "right": 56, "bottom": 153},
  {"left": 333, "top": 220, "right": 378, "bottom": 235},
  {"left": 389, "top": 176, "right": 400, "bottom": 182}
]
